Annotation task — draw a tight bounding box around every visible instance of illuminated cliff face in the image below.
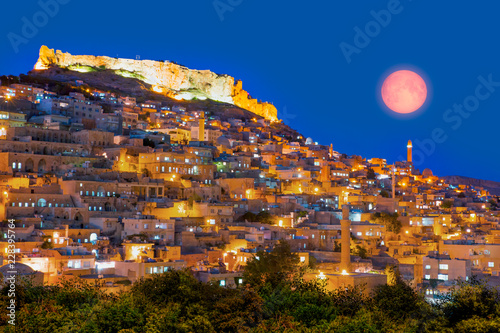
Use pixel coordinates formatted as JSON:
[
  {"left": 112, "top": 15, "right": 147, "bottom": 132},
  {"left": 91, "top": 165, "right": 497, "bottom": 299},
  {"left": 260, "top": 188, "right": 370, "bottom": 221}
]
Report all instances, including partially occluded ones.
[{"left": 34, "top": 46, "right": 278, "bottom": 121}]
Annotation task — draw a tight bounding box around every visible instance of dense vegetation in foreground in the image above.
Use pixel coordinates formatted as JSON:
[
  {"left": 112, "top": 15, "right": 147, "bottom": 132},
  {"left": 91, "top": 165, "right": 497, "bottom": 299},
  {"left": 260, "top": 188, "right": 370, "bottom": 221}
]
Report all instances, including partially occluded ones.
[{"left": 1, "top": 244, "right": 500, "bottom": 332}]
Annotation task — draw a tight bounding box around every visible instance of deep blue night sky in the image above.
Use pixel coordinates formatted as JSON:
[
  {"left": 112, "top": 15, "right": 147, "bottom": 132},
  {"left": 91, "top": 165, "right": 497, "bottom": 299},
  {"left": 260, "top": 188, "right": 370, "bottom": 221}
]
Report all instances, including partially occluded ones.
[{"left": 1, "top": 0, "right": 499, "bottom": 181}]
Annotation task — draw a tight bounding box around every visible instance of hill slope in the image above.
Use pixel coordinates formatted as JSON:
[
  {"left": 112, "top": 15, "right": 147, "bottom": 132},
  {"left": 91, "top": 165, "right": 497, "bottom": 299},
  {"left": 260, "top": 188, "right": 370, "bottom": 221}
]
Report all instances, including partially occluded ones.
[{"left": 443, "top": 175, "right": 500, "bottom": 195}]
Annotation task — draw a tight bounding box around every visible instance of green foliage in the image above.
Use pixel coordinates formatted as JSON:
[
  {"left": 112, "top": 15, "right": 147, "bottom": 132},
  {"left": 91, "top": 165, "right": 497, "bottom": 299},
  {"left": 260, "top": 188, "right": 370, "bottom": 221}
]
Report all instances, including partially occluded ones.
[
  {"left": 352, "top": 245, "right": 368, "bottom": 259},
  {"left": 333, "top": 240, "right": 341, "bottom": 252},
  {"left": 489, "top": 199, "right": 498, "bottom": 208},
  {"left": 372, "top": 212, "right": 402, "bottom": 234},
  {"left": 454, "top": 316, "right": 500, "bottom": 333},
  {"left": 297, "top": 211, "right": 308, "bottom": 218},
  {"left": 243, "top": 240, "right": 302, "bottom": 290},
  {"left": 5, "top": 265, "right": 500, "bottom": 332},
  {"left": 371, "top": 278, "right": 424, "bottom": 322},
  {"left": 237, "top": 211, "right": 274, "bottom": 224},
  {"left": 141, "top": 168, "right": 151, "bottom": 177},
  {"left": 442, "top": 200, "right": 454, "bottom": 209},
  {"left": 256, "top": 210, "right": 273, "bottom": 224},
  {"left": 380, "top": 189, "right": 390, "bottom": 198},
  {"left": 41, "top": 240, "right": 53, "bottom": 249},
  {"left": 439, "top": 277, "right": 500, "bottom": 326}
]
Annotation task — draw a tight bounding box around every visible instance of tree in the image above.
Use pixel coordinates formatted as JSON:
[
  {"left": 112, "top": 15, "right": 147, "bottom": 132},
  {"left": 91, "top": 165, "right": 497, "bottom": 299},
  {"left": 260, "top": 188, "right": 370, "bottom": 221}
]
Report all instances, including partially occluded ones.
[
  {"left": 243, "top": 240, "right": 302, "bottom": 290},
  {"left": 372, "top": 212, "right": 401, "bottom": 234},
  {"left": 352, "top": 245, "right": 368, "bottom": 259},
  {"left": 372, "top": 276, "right": 424, "bottom": 322},
  {"left": 366, "top": 168, "right": 376, "bottom": 180},
  {"left": 380, "top": 189, "right": 390, "bottom": 198},
  {"left": 237, "top": 211, "right": 257, "bottom": 222},
  {"left": 143, "top": 138, "right": 155, "bottom": 148},
  {"left": 440, "top": 276, "right": 500, "bottom": 326},
  {"left": 41, "top": 240, "right": 53, "bottom": 249},
  {"left": 141, "top": 168, "right": 151, "bottom": 177},
  {"left": 384, "top": 265, "right": 401, "bottom": 286},
  {"left": 441, "top": 200, "right": 453, "bottom": 209},
  {"left": 333, "top": 240, "right": 341, "bottom": 252},
  {"left": 256, "top": 211, "right": 273, "bottom": 224},
  {"left": 296, "top": 211, "right": 308, "bottom": 218},
  {"left": 188, "top": 194, "right": 203, "bottom": 209}
]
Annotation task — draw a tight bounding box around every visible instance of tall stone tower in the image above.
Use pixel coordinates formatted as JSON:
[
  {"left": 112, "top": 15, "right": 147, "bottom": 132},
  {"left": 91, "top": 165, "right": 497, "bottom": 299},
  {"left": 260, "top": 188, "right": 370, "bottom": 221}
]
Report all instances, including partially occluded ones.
[
  {"left": 199, "top": 112, "right": 205, "bottom": 142},
  {"left": 407, "top": 140, "right": 412, "bottom": 164},
  {"left": 340, "top": 205, "right": 351, "bottom": 274}
]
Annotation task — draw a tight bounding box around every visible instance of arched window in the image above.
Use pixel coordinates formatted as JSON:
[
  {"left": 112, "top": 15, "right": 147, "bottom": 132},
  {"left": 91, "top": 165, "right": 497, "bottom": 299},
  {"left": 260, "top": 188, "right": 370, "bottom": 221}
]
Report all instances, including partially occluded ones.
[{"left": 37, "top": 198, "right": 47, "bottom": 207}]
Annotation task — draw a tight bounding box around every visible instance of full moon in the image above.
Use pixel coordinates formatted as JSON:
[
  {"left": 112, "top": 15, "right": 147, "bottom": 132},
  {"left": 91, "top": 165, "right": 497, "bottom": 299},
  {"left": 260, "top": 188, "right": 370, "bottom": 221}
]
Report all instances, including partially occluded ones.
[{"left": 381, "top": 70, "right": 427, "bottom": 114}]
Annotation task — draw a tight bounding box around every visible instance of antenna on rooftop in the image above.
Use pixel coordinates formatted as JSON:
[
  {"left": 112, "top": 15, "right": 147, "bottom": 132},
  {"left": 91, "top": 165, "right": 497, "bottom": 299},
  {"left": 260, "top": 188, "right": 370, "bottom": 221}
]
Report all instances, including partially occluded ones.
[{"left": 136, "top": 55, "right": 140, "bottom": 60}]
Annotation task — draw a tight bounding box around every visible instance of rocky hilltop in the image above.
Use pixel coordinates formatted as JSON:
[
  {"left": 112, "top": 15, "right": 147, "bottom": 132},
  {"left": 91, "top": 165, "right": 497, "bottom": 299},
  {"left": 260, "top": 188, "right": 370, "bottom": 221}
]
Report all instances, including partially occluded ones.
[
  {"left": 443, "top": 175, "right": 500, "bottom": 196},
  {"left": 34, "top": 46, "right": 278, "bottom": 121}
]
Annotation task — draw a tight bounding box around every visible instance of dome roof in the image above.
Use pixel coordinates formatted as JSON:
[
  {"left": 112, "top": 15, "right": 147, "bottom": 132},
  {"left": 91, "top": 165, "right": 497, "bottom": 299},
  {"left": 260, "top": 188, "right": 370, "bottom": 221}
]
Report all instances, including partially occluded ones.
[
  {"left": 305, "top": 137, "right": 314, "bottom": 145},
  {"left": 216, "top": 135, "right": 231, "bottom": 148},
  {"left": 0, "top": 262, "right": 35, "bottom": 275},
  {"left": 422, "top": 168, "right": 433, "bottom": 178}
]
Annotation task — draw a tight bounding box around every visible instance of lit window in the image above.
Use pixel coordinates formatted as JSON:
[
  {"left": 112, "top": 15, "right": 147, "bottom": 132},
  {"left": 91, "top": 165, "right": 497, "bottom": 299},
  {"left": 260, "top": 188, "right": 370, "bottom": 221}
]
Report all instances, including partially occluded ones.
[
  {"left": 489, "top": 262, "right": 494, "bottom": 267},
  {"left": 424, "top": 274, "right": 430, "bottom": 280},
  {"left": 438, "top": 274, "right": 448, "bottom": 281},
  {"left": 219, "top": 280, "right": 226, "bottom": 287},
  {"left": 357, "top": 232, "right": 362, "bottom": 236},
  {"left": 439, "top": 264, "right": 448, "bottom": 270},
  {"left": 425, "top": 265, "right": 431, "bottom": 269}
]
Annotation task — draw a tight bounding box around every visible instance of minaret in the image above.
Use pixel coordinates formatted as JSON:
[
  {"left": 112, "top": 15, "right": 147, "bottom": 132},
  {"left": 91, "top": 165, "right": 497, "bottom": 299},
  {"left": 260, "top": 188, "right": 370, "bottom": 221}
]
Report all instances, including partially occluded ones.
[
  {"left": 392, "top": 167, "right": 398, "bottom": 213},
  {"left": 407, "top": 140, "right": 412, "bottom": 164},
  {"left": 199, "top": 112, "right": 205, "bottom": 141},
  {"left": 340, "top": 205, "right": 351, "bottom": 274},
  {"left": 392, "top": 167, "right": 396, "bottom": 199}
]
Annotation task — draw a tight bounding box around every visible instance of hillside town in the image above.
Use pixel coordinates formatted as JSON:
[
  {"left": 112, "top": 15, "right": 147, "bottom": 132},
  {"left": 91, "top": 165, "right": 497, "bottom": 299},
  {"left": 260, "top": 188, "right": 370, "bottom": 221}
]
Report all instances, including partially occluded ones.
[{"left": 1, "top": 76, "right": 499, "bottom": 300}]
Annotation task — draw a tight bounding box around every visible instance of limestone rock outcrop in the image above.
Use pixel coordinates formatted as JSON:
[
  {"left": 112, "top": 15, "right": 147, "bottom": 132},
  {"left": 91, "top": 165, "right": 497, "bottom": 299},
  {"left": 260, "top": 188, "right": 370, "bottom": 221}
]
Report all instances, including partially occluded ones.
[{"left": 34, "top": 46, "right": 278, "bottom": 121}]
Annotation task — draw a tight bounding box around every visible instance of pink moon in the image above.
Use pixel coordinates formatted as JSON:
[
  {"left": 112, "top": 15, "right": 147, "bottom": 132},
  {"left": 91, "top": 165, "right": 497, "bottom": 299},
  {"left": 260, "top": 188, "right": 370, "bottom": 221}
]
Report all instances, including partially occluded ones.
[{"left": 381, "top": 70, "right": 427, "bottom": 114}]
